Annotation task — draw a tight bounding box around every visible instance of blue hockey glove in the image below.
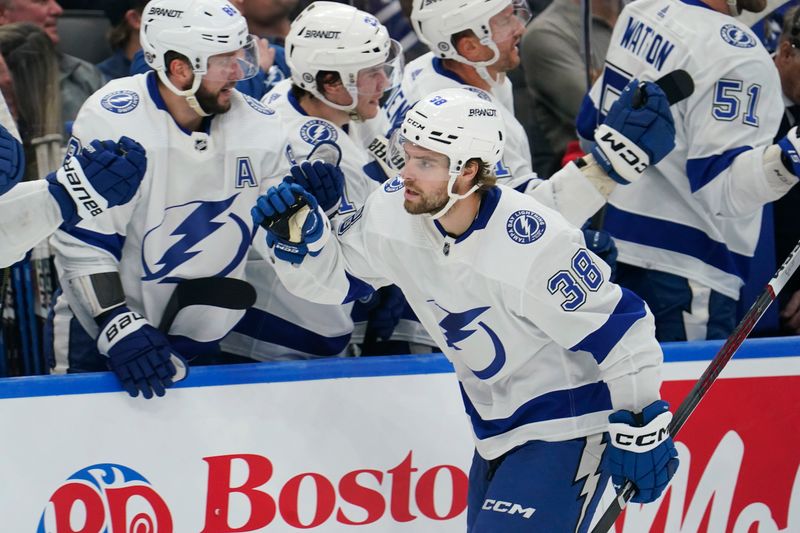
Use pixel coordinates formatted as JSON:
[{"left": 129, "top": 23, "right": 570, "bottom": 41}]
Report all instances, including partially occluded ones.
[
  {"left": 285, "top": 159, "right": 344, "bottom": 217},
  {"left": 778, "top": 126, "right": 800, "bottom": 178},
  {"left": 47, "top": 136, "right": 147, "bottom": 227},
  {"left": 592, "top": 79, "right": 676, "bottom": 184},
  {"left": 97, "top": 306, "right": 188, "bottom": 399},
  {"left": 607, "top": 399, "right": 680, "bottom": 503},
  {"left": 252, "top": 182, "right": 329, "bottom": 264},
  {"left": 0, "top": 123, "right": 24, "bottom": 195},
  {"left": 366, "top": 285, "right": 406, "bottom": 341},
  {"left": 582, "top": 227, "right": 617, "bottom": 278}
]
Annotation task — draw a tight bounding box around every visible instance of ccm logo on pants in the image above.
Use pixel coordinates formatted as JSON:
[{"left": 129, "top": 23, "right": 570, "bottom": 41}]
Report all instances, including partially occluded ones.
[{"left": 481, "top": 499, "right": 536, "bottom": 519}]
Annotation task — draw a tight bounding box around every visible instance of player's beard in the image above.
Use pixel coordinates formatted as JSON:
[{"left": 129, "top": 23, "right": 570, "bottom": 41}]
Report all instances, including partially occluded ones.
[
  {"left": 403, "top": 185, "right": 449, "bottom": 215},
  {"left": 195, "top": 84, "right": 233, "bottom": 115}
]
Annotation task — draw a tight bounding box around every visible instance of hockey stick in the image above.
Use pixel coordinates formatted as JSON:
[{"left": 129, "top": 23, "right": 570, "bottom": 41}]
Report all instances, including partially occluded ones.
[
  {"left": 158, "top": 277, "right": 257, "bottom": 334},
  {"left": 591, "top": 239, "right": 800, "bottom": 533}
]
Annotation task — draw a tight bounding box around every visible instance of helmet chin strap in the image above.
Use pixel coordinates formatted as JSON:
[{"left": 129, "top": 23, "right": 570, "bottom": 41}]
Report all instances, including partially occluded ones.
[
  {"left": 456, "top": 38, "right": 503, "bottom": 90},
  {"left": 428, "top": 172, "right": 479, "bottom": 220},
  {"left": 158, "top": 70, "right": 211, "bottom": 117}
]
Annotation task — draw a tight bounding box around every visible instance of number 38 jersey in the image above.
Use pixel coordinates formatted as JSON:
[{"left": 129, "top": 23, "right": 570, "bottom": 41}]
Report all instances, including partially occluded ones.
[
  {"left": 50, "top": 72, "right": 289, "bottom": 354},
  {"left": 579, "top": 0, "right": 784, "bottom": 299}
]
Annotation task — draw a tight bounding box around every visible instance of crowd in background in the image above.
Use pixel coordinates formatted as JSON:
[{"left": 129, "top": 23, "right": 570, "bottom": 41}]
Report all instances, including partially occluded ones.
[{"left": 0, "top": 0, "right": 798, "bottom": 378}]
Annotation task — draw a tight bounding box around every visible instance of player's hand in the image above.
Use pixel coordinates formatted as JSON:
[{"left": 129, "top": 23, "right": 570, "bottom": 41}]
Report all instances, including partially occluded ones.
[
  {"left": 777, "top": 126, "right": 800, "bottom": 179},
  {"left": 47, "top": 136, "right": 147, "bottom": 227},
  {"left": 0, "top": 122, "right": 24, "bottom": 195},
  {"left": 780, "top": 288, "right": 800, "bottom": 333},
  {"left": 607, "top": 399, "right": 680, "bottom": 503},
  {"left": 592, "top": 79, "right": 676, "bottom": 184},
  {"left": 366, "top": 285, "right": 406, "bottom": 341},
  {"left": 96, "top": 306, "right": 188, "bottom": 399},
  {"left": 284, "top": 156, "right": 344, "bottom": 217},
  {"left": 252, "top": 182, "right": 330, "bottom": 264}
]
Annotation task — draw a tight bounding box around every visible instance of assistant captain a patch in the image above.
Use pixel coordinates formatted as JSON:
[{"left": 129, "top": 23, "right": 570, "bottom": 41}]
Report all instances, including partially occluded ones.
[{"left": 506, "top": 210, "right": 546, "bottom": 244}]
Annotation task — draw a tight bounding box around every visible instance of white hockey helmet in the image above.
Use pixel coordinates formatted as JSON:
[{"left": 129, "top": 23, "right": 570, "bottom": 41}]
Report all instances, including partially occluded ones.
[
  {"left": 285, "top": 1, "right": 403, "bottom": 113},
  {"left": 140, "top": 0, "right": 260, "bottom": 114},
  {"left": 394, "top": 87, "right": 505, "bottom": 219},
  {"left": 411, "top": 0, "right": 530, "bottom": 73}
]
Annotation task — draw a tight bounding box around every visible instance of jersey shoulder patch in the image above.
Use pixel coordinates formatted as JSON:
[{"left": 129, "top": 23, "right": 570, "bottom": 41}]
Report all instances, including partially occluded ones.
[
  {"left": 299, "top": 119, "right": 339, "bottom": 145},
  {"left": 383, "top": 175, "right": 405, "bottom": 193},
  {"left": 719, "top": 24, "right": 756, "bottom": 49},
  {"left": 100, "top": 90, "right": 140, "bottom": 114},
  {"left": 243, "top": 94, "right": 276, "bottom": 115},
  {"left": 506, "top": 210, "right": 546, "bottom": 244}
]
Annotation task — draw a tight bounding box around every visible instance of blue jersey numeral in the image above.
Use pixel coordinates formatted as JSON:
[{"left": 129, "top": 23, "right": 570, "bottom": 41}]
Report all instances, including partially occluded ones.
[
  {"left": 712, "top": 79, "right": 760, "bottom": 126},
  {"left": 547, "top": 249, "right": 605, "bottom": 311}
]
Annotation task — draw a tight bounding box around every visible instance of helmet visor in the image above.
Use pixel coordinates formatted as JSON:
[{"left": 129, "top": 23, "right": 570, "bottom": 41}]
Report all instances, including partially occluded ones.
[
  {"left": 204, "top": 34, "right": 261, "bottom": 82},
  {"left": 489, "top": 0, "right": 532, "bottom": 45},
  {"left": 390, "top": 130, "right": 451, "bottom": 181},
  {"left": 356, "top": 39, "right": 404, "bottom": 97}
]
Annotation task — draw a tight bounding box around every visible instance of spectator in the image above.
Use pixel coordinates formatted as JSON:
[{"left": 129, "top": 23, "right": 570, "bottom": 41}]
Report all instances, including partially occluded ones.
[
  {"left": 0, "top": 0, "right": 104, "bottom": 125},
  {"left": 48, "top": 0, "right": 292, "bottom": 398},
  {"left": 578, "top": 0, "right": 800, "bottom": 341},
  {"left": 222, "top": 1, "right": 403, "bottom": 360},
  {"left": 230, "top": 0, "right": 297, "bottom": 45},
  {"left": 772, "top": 6, "right": 800, "bottom": 333},
  {"left": 255, "top": 87, "right": 678, "bottom": 530},
  {"left": 521, "top": 0, "right": 620, "bottom": 175},
  {"left": 97, "top": 0, "right": 147, "bottom": 81}
]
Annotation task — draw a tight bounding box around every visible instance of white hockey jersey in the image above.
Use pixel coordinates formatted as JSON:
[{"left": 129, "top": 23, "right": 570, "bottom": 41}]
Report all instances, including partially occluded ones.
[
  {"left": 384, "top": 52, "right": 612, "bottom": 227},
  {"left": 50, "top": 72, "right": 289, "bottom": 363},
  {"left": 221, "top": 79, "right": 385, "bottom": 360},
  {"left": 266, "top": 181, "right": 664, "bottom": 459},
  {"left": 580, "top": 0, "right": 784, "bottom": 299}
]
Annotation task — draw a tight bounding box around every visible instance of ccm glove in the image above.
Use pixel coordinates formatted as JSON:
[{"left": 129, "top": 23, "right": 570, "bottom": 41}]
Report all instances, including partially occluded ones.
[
  {"left": 607, "top": 399, "right": 680, "bottom": 503},
  {"left": 97, "top": 306, "right": 188, "bottom": 399},
  {"left": 582, "top": 227, "right": 617, "bottom": 278},
  {"left": 778, "top": 126, "right": 800, "bottom": 178},
  {"left": 47, "top": 136, "right": 147, "bottom": 227},
  {"left": 285, "top": 159, "right": 344, "bottom": 217},
  {"left": 252, "top": 182, "right": 330, "bottom": 264},
  {"left": 592, "top": 79, "right": 676, "bottom": 184},
  {"left": 0, "top": 123, "right": 24, "bottom": 195}
]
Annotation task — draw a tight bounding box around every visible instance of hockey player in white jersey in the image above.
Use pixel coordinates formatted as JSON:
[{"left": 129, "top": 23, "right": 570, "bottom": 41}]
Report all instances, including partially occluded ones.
[
  {"left": 48, "top": 0, "right": 292, "bottom": 399},
  {"left": 577, "top": 0, "right": 800, "bottom": 341},
  {"left": 254, "top": 87, "right": 679, "bottom": 531},
  {"left": 220, "top": 1, "right": 403, "bottom": 359}
]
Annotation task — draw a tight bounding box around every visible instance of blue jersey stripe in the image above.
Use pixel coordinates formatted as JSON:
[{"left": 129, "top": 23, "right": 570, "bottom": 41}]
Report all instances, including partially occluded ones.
[
  {"left": 233, "top": 308, "right": 352, "bottom": 357},
  {"left": 460, "top": 382, "right": 613, "bottom": 440},
  {"left": 64, "top": 227, "right": 125, "bottom": 260},
  {"left": 686, "top": 146, "right": 752, "bottom": 192},
  {"left": 344, "top": 272, "right": 375, "bottom": 304},
  {"left": 570, "top": 288, "right": 647, "bottom": 364},
  {"left": 604, "top": 204, "right": 751, "bottom": 279},
  {"left": 576, "top": 94, "right": 600, "bottom": 141}
]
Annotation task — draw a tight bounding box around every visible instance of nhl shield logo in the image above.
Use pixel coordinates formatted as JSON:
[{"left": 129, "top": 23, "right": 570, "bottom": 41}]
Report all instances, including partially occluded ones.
[{"left": 506, "top": 210, "right": 546, "bottom": 244}]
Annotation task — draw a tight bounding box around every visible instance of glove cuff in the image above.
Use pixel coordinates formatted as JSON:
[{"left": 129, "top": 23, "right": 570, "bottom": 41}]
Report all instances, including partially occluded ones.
[
  {"left": 46, "top": 178, "right": 81, "bottom": 228},
  {"left": 97, "top": 308, "right": 148, "bottom": 354},
  {"left": 609, "top": 407, "right": 672, "bottom": 453},
  {"left": 54, "top": 157, "right": 110, "bottom": 221},
  {"left": 592, "top": 124, "right": 650, "bottom": 184}
]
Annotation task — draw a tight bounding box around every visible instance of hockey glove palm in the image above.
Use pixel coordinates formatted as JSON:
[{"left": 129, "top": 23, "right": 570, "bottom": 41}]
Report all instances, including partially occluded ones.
[
  {"left": 285, "top": 159, "right": 344, "bottom": 217},
  {"left": 97, "top": 306, "right": 188, "bottom": 399},
  {"left": 592, "top": 79, "right": 675, "bottom": 184},
  {"left": 252, "top": 182, "right": 329, "bottom": 264},
  {"left": 47, "top": 136, "right": 147, "bottom": 227},
  {"left": 607, "top": 399, "right": 680, "bottom": 503},
  {"left": 0, "top": 123, "right": 24, "bottom": 195}
]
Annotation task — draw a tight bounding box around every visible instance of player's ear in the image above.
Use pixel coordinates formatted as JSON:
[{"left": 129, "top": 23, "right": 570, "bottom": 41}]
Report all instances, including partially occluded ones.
[
  {"left": 167, "top": 56, "right": 194, "bottom": 88},
  {"left": 453, "top": 30, "right": 486, "bottom": 62}
]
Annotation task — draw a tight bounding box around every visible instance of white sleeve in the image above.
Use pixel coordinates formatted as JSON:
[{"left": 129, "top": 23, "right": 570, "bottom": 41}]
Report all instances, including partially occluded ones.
[
  {"left": 0, "top": 181, "right": 63, "bottom": 267},
  {"left": 520, "top": 226, "right": 663, "bottom": 412}
]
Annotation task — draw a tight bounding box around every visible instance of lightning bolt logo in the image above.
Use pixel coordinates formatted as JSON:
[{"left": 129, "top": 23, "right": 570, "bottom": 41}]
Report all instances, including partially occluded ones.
[
  {"left": 574, "top": 434, "right": 605, "bottom": 530},
  {"left": 516, "top": 215, "right": 531, "bottom": 237},
  {"left": 142, "top": 195, "right": 241, "bottom": 282}
]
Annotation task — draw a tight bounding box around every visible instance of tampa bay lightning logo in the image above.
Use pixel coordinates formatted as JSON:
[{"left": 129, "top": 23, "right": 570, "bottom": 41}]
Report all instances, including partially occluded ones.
[
  {"left": 300, "top": 119, "right": 338, "bottom": 145},
  {"left": 384, "top": 175, "right": 405, "bottom": 193},
  {"left": 720, "top": 24, "right": 756, "bottom": 48},
  {"left": 506, "top": 210, "right": 546, "bottom": 244},
  {"left": 244, "top": 94, "right": 275, "bottom": 115},
  {"left": 100, "top": 90, "right": 140, "bottom": 114},
  {"left": 429, "top": 301, "right": 506, "bottom": 380},
  {"left": 464, "top": 86, "right": 492, "bottom": 101},
  {"left": 141, "top": 194, "right": 251, "bottom": 283}
]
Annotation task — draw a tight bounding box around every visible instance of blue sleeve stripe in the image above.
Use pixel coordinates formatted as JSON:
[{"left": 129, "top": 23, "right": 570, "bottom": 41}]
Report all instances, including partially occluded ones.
[
  {"left": 64, "top": 227, "right": 125, "bottom": 261},
  {"left": 576, "top": 94, "right": 600, "bottom": 141},
  {"left": 344, "top": 272, "right": 375, "bottom": 304},
  {"left": 686, "top": 146, "right": 752, "bottom": 192},
  {"left": 233, "top": 308, "right": 352, "bottom": 356},
  {"left": 570, "top": 288, "right": 647, "bottom": 364},
  {"left": 604, "top": 204, "right": 751, "bottom": 279},
  {"left": 460, "top": 381, "right": 612, "bottom": 440},
  {"left": 363, "top": 160, "right": 388, "bottom": 184}
]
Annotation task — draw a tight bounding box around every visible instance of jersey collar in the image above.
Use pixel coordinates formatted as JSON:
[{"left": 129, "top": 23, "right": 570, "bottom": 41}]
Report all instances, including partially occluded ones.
[
  {"left": 433, "top": 186, "right": 502, "bottom": 243},
  {"left": 146, "top": 71, "right": 213, "bottom": 136},
  {"left": 432, "top": 57, "right": 468, "bottom": 85},
  {"left": 678, "top": 0, "right": 716, "bottom": 11}
]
